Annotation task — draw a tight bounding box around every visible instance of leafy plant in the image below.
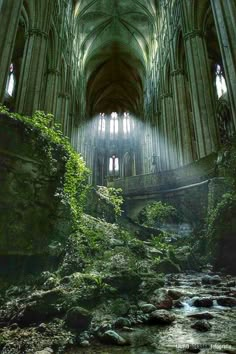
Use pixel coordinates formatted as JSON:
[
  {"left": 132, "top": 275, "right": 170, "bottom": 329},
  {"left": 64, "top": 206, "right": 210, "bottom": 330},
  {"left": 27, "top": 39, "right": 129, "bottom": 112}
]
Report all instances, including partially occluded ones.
[
  {"left": 0, "top": 105, "right": 90, "bottom": 229},
  {"left": 97, "top": 186, "right": 123, "bottom": 219},
  {"left": 139, "top": 201, "right": 176, "bottom": 227}
]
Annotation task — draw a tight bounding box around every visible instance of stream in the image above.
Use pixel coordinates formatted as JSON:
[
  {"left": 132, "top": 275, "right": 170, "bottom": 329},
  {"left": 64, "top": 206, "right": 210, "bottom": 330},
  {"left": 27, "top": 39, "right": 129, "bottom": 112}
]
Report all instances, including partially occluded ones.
[{"left": 67, "top": 272, "right": 236, "bottom": 354}]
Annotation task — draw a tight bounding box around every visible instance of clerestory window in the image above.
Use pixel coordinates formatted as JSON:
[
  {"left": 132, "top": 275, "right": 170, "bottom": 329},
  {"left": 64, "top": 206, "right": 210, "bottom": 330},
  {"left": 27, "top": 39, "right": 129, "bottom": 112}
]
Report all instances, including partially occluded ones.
[
  {"left": 109, "top": 155, "right": 119, "bottom": 174},
  {"left": 6, "top": 63, "right": 16, "bottom": 97},
  {"left": 215, "top": 64, "right": 227, "bottom": 99},
  {"left": 98, "top": 113, "right": 105, "bottom": 132},
  {"left": 110, "top": 112, "right": 118, "bottom": 134}
]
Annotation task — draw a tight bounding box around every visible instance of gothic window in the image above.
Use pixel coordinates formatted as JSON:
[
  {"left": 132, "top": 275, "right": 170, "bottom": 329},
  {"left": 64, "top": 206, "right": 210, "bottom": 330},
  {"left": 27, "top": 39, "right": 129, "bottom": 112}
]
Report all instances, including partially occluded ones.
[
  {"left": 98, "top": 113, "right": 105, "bottom": 132},
  {"left": 215, "top": 64, "right": 227, "bottom": 99},
  {"left": 109, "top": 155, "right": 119, "bottom": 174},
  {"left": 110, "top": 112, "right": 118, "bottom": 134},
  {"left": 5, "top": 63, "right": 16, "bottom": 97},
  {"left": 123, "top": 112, "right": 131, "bottom": 134}
]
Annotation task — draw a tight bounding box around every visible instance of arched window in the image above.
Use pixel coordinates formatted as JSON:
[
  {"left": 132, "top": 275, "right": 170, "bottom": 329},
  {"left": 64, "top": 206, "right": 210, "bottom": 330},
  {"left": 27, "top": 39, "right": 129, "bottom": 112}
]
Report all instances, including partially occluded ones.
[
  {"left": 123, "top": 112, "right": 131, "bottom": 134},
  {"left": 98, "top": 113, "right": 105, "bottom": 132},
  {"left": 215, "top": 64, "right": 227, "bottom": 99},
  {"left": 110, "top": 112, "right": 118, "bottom": 134},
  {"left": 109, "top": 155, "right": 119, "bottom": 175},
  {"left": 5, "top": 63, "right": 16, "bottom": 97}
]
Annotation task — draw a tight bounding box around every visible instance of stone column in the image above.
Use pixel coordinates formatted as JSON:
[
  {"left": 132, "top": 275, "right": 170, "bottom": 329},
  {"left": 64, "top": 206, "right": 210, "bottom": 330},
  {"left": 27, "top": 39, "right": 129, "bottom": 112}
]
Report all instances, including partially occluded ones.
[
  {"left": 210, "top": 0, "right": 236, "bottom": 128},
  {"left": 184, "top": 30, "right": 219, "bottom": 157},
  {"left": 44, "top": 69, "right": 60, "bottom": 116},
  {"left": 16, "top": 28, "right": 49, "bottom": 115},
  {"left": 171, "top": 69, "right": 194, "bottom": 165},
  {"left": 0, "top": 0, "right": 23, "bottom": 102},
  {"left": 160, "top": 94, "right": 178, "bottom": 170}
]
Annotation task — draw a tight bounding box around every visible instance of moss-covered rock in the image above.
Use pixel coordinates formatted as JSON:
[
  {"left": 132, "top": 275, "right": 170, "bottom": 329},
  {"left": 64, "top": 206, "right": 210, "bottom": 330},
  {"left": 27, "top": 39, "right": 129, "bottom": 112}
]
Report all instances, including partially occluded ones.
[
  {"left": 65, "top": 306, "right": 92, "bottom": 330},
  {"left": 207, "top": 193, "right": 236, "bottom": 274}
]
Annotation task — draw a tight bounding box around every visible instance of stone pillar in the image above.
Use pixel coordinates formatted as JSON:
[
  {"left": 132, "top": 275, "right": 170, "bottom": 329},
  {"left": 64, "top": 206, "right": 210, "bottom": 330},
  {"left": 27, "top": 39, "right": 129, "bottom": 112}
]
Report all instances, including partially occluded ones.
[
  {"left": 210, "top": 0, "right": 236, "bottom": 128},
  {"left": 44, "top": 69, "right": 60, "bottom": 116},
  {"left": 171, "top": 69, "right": 193, "bottom": 165},
  {"left": 57, "top": 93, "right": 70, "bottom": 134},
  {"left": 0, "top": 0, "right": 23, "bottom": 102},
  {"left": 16, "top": 28, "right": 49, "bottom": 115},
  {"left": 184, "top": 30, "right": 219, "bottom": 157}
]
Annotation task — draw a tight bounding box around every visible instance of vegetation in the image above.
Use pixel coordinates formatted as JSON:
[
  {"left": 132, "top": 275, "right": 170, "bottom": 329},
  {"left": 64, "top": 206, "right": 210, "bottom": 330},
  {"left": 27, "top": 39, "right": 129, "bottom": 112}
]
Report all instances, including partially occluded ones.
[
  {"left": 97, "top": 186, "right": 123, "bottom": 219},
  {"left": 0, "top": 105, "right": 90, "bottom": 229},
  {"left": 138, "top": 201, "right": 177, "bottom": 227}
]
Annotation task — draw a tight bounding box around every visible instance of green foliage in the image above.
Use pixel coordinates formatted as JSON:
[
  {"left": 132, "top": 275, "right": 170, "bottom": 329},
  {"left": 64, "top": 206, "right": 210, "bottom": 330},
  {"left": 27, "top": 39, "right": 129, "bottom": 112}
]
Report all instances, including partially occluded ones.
[
  {"left": 97, "top": 186, "right": 123, "bottom": 219},
  {"left": 139, "top": 201, "right": 176, "bottom": 227},
  {"left": 207, "top": 192, "right": 236, "bottom": 240},
  {"left": 218, "top": 134, "right": 236, "bottom": 187},
  {"left": 151, "top": 232, "right": 175, "bottom": 257},
  {"left": 0, "top": 105, "right": 90, "bottom": 229}
]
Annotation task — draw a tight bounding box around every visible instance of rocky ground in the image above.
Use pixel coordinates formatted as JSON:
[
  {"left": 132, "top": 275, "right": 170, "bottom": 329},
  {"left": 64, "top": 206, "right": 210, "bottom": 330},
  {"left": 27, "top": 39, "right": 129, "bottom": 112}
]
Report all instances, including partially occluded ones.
[{"left": 0, "top": 215, "right": 235, "bottom": 354}]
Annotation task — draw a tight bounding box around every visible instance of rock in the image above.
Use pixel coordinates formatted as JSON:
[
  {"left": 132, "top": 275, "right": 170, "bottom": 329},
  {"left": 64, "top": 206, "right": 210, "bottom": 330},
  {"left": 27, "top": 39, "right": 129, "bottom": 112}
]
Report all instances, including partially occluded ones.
[
  {"left": 148, "top": 310, "right": 175, "bottom": 325},
  {"left": 114, "top": 317, "right": 131, "bottom": 328},
  {"left": 167, "top": 289, "right": 183, "bottom": 300},
  {"left": 216, "top": 296, "right": 236, "bottom": 307},
  {"left": 80, "top": 340, "right": 90, "bottom": 347},
  {"left": 104, "top": 271, "right": 141, "bottom": 293},
  {"left": 42, "top": 277, "right": 59, "bottom": 290},
  {"left": 173, "top": 300, "right": 184, "bottom": 308},
  {"left": 14, "top": 288, "right": 66, "bottom": 325},
  {"left": 37, "top": 323, "right": 47, "bottom": 333},
  {"left": 192, "top": 297, "right": 213, "bottom": 308},
  {"left": 65, "top": 307, "right": 92, "bottom": 330},
  {"left": 151, "top": 290, "right": 173, "bottom": 309},
  {"left": 99, "top": 330, "right": 127, "bottom": 346},
  {"left": 153, "top": 259, "right": 180, "bottom": 274},
  {"left": 226, "top": 280, "right": 236, "bottom": 287},
  {"left": 188, "top": 312, "right": 214, "bottom": 320},
  {"left": 139, "top": 303, "right": 156, "bottom": 313},
  {"left": 191, "top": 320, "right": 212, "bottom": 332},
  {"left": 34, "top": 348, "right": 53, "bottom": 354},
  {"left": 110, "top": 299, "right": 130, "bottom": 316},
  {"left": 202, "top": 275, "right": 221, "bottom": 285},
  {"left": 96, "top": 321, "right": 112, "bottom": 334},
  {"left": 9, "top": 323, "right": 18, "bottom": 330}
]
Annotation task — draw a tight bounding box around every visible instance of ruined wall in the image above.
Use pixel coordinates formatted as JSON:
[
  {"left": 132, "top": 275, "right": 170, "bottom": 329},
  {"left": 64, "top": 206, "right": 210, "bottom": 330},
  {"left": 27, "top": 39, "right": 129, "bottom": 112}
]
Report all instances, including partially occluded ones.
[{"left": 0, "top": 114, "right": 72, "bottom": 273}]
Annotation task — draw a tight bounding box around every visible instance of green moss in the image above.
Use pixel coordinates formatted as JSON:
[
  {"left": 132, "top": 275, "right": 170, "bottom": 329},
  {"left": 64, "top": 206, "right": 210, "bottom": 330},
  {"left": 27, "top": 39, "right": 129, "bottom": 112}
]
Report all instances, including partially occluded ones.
[
  {"left": 138, "top": 201, "right": 177, "bottom": 227},
  {"left": 97, "top": 186, "right": 123, "bottom": 219},
  {"left": 0, "top": 105, "right": 90, "bottom": 229}
]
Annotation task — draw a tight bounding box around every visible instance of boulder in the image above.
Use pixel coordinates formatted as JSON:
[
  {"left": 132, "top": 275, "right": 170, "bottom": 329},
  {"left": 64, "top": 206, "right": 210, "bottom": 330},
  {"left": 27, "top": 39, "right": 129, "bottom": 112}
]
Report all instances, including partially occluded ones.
[
  {"left": 34, "top": 348, "right": 53, "bottom": 354},
  {"left": 99, "top": 330, "right": 127, "bottom": 346},
  {"left": 153, "top": 259, "right": 180, "bottom": 274},
  {"left": 139, "top": 303, "right": 156, "bottom": 313},
  {"left": 150, "top": 290, "right": 173, "bottom": 310},
  {"left": 148, "top": 310, "right": 175, "bottom": 325},
  {"left": 202, "top": 275, "right": 221, "bottom": 285},
  {"left": 167, "top": 289, "right": 183, "bottom": 300},
  {"left": 191, "top": 320, "right": 212, "bottom": 332},
  {"left": 188, "top": 312, "right": 214, "bottom": 320},
  {"left": 216, "top": 296, "right": 236, "bottom": 307},
  {"left": 114, "top": 317, "right": 131, "bottom": 328},
  {"left": 65, "top": 307, "right": 92, "bottom": 330},
  {"left": 192, "top": 297, "right": 213, "bottom": 308}
]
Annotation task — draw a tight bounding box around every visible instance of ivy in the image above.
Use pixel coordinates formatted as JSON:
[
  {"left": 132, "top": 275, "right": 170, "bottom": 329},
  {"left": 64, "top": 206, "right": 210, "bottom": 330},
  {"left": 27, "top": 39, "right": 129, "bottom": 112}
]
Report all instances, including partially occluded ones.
[
  {"left": 97, "top": 186, "right": 123, "bottom": 219},
  {"left": 138, "top": 201, "right": 177, "bottom": 227},
  {"left": 0, "top": 105, "right": 90, "bottom": 229}
]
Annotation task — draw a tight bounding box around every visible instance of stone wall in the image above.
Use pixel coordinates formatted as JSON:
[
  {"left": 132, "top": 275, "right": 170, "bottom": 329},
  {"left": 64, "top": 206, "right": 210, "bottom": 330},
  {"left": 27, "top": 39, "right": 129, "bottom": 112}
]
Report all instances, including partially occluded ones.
[
  {"left": 0, "top": 114, "right": 72, "bottom": 274},
  {"left": 110, "top": 153, "right": 217, "bottom": 196},
  {"left": 85, "top": 187, "right": 116, "bottom": 223}
]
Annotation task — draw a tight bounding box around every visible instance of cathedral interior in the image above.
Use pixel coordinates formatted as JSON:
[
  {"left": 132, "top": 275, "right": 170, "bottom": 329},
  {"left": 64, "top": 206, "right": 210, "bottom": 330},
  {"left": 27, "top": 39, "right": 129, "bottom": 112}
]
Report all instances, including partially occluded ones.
[{"left": 0, "top": 1, "right": 236, "bottom": 353}]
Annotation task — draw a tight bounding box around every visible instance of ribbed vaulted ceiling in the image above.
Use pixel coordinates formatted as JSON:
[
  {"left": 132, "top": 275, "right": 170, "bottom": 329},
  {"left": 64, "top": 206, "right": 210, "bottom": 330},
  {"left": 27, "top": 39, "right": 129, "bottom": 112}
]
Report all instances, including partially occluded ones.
[{"left": 75, "top": 0, "right": 159, "bottom": 115}]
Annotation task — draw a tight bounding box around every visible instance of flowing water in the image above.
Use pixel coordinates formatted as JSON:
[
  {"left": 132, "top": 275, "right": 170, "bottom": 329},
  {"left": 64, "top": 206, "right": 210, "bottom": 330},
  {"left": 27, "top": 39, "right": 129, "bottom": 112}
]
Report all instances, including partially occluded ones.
[{"left": 67, "top": 273, "right": 236, "bottom": 354}]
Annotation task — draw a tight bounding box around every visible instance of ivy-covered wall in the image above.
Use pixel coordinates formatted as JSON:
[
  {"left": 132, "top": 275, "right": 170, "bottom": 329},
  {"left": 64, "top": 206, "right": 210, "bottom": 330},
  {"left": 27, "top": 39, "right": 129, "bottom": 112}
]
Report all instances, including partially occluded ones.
[{"left": 0, "top": 114, "right": 72, "bottom": 265}]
